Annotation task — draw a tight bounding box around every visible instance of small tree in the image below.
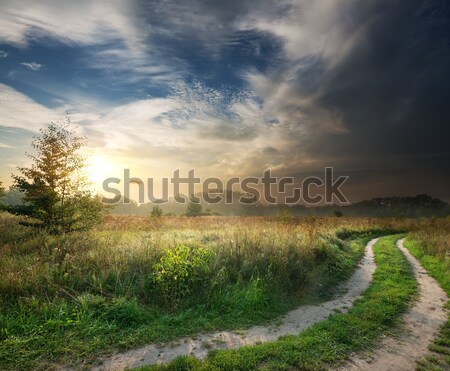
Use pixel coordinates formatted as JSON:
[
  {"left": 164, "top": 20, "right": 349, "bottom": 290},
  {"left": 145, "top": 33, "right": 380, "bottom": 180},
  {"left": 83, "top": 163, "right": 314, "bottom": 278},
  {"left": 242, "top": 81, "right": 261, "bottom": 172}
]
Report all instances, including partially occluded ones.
[
  {"left": 186, "top": 199, "right": 202, "bottom": 217},
  {"left": 334, "top": 210, "right": 343, "bottom": 217},
  {"left": 0, "top": 179, "right": 4, "bottom": 209},
  {"left": 151, "top": 205, "right": 163, "bottom": 217},
  {"left": 10, "top": 116, "right": 104, "bottom": 233}
]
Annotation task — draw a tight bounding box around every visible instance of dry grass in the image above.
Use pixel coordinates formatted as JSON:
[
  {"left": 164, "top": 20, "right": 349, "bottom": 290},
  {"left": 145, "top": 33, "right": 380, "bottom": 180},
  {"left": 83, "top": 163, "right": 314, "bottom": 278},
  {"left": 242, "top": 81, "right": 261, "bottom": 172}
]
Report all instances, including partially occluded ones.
[{"left": 0, "top": 213, "right": 432, "bottom": 302}]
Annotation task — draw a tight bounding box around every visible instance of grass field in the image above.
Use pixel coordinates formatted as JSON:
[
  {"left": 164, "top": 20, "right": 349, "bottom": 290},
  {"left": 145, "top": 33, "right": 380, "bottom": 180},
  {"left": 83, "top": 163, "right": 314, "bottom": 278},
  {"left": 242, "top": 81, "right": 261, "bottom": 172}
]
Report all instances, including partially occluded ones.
[
  {"left": 139, "top": 234, "right": 417, "bottom": 370},
  {"left": 0, "top": 213, "right": 448, "bottom": 370}
]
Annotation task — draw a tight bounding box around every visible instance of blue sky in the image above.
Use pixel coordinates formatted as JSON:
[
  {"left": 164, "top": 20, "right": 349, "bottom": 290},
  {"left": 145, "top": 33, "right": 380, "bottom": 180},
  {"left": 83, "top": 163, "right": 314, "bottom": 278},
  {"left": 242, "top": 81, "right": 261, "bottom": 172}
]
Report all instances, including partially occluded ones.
[{"left": 0, "top": 0, "right": 449, "bottom": 201}]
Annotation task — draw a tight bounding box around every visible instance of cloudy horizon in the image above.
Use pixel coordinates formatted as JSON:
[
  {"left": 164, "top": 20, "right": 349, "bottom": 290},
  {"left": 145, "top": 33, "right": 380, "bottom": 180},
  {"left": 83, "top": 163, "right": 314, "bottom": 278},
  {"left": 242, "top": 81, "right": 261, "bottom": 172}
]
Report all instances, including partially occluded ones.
[{"left": 0, "top": 0, "right": 449, "bottom": 202}]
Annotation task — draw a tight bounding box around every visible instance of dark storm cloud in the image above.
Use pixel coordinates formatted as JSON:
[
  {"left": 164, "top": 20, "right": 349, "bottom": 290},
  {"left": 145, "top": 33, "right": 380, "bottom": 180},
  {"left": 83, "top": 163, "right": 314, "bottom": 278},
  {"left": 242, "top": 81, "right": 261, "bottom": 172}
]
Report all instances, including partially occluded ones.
[
  {"left": 243, "top": 0, "right": 450, "bottom": 200},
  {"left": 308, "top": 0, "right": 450, "bottom": 163}
]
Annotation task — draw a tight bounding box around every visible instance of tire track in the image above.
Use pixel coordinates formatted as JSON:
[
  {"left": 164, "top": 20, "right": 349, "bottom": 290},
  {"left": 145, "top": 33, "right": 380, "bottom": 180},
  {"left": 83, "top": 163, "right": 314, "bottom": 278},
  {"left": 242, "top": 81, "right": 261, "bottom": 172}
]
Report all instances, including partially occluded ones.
[
  {"left": 337, "top": 238, "right": 448, "bottom": 371},
  {"left": 87, "top": 238, "right": 379, "bottom": 371}
]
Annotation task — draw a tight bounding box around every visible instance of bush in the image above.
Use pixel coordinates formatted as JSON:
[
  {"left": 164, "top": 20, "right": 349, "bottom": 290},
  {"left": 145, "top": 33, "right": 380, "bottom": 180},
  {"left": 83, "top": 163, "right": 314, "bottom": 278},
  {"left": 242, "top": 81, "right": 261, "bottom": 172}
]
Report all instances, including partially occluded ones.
[
  {"left": 186, "top": 201, "right": 202, "bottom": 217},
  {"left": 153, "top": 244, "right": 214, "bottom": 312},
  {"left": 151, "top": 206, "right": 163, "bottom": 217},
  {"left": 334, "top": 210, "right": 343, "bottom": 217}
]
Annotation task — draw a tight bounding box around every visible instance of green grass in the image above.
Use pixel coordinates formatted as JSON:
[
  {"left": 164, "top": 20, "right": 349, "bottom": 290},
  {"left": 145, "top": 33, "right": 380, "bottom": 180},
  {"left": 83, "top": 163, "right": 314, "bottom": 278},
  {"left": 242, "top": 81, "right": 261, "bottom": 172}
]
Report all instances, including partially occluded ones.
[
  {"left": 0, "top": 215, "right": 390, "bottom": 370},
  {"left": 404, "top": 237, "right": 450, "bottom": 371},
  {"left": 137, "top": 235, "right": 418, "bottom": 371}
]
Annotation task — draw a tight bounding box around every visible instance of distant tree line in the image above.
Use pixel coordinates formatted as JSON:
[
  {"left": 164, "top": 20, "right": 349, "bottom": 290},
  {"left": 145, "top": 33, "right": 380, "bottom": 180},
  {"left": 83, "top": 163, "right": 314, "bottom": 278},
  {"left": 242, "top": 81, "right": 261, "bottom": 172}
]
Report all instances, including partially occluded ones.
[
  {"left": 3, "top": 177, "right": 448, "bottom": 219},
  {"left": 38, "top": 192, "right": 448, "bottom": 218}
]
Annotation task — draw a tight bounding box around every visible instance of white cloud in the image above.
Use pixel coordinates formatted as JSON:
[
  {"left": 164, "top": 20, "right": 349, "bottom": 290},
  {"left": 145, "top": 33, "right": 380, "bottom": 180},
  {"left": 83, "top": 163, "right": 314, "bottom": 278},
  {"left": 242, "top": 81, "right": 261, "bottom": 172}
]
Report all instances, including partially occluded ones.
[
  {"left": 0, "top": 142, "right": 13, "bottom": 148},
  {"left": 20, "top": 62, "right": 44, "bottom": 71},
  {"left": 0, "top": 83, "right": 65, "bottom": 132},
  {"left": 0, "top": 0, "right": 144, "bottom": 50},
  {"left": 0, "top": 81, "right": 300, "bottom": 179},
  {"left": 0, "top": 50, "right": 8, "bottom": 58},
  {"left": 238, "top": 0, "right": 361, "bottom": 65},
  {"left": 0, "top": 0, "right": 170, "bottom": 84},
  {"left": 84, "top": 47, "right": 181, "bottom": 85}
]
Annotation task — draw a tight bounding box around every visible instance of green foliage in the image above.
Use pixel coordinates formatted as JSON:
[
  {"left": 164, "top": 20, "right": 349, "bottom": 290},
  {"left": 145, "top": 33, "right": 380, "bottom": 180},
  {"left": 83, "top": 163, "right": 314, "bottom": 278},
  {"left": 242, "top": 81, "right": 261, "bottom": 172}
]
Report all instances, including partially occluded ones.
[
  {"left": 153, "top": 244, "right": 214, "bottom": 312},
  {"left": 1, "top": 187, "right": 24, "bottom": 206},
  {"left": 334, "top": 209, "right": 343, "bottom": 217},
  {"left": 9, "top": 116, "right": 105, "bottom": 233},
  {"left": 186, "top": 199, "right": 202, "bottom": 217},
  {"left": 203, "top": 208, "right": 213, "bottom": 216},
  {"left": 336, "top": 227, "right": 402, "bottom": 240},
  {"left": 141, "top": 235, "right": 417, "bottom": 371},
  {"left": 151, "top": 206, "right": 163, "bottom": 217}
]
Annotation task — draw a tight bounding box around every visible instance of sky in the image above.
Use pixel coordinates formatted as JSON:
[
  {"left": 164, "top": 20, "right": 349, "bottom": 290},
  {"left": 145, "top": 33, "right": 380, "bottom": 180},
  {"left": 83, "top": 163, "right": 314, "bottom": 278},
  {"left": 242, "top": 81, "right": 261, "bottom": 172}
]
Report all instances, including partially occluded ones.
[{"left": 0, "top": 0, "right": 449, "bottom": 202}]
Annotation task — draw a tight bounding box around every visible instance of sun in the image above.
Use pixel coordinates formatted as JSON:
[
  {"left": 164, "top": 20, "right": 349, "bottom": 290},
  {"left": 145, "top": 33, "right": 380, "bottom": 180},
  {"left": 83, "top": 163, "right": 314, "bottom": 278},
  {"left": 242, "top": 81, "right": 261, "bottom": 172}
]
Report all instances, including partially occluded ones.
[{"left": 86, "top": 153, "right": 117, "bottom": 189}]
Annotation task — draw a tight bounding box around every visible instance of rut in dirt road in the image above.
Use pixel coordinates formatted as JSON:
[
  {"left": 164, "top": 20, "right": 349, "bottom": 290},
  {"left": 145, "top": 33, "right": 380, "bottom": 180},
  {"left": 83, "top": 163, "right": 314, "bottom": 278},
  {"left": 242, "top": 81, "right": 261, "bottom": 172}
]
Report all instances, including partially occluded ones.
[
  {"left": 86, "top": 238, "right": 379, "bottom": 371},
  {"left": 337, "top": 238, "right": 448, "bottom": 371}
]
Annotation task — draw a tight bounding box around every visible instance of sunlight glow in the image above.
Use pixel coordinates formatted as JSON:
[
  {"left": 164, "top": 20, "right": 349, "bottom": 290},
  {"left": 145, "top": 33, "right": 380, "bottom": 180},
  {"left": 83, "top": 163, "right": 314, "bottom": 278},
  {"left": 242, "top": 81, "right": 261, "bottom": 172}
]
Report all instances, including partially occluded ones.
[{"left": 86, "top": 153, "right": 117, "bottom": 189}]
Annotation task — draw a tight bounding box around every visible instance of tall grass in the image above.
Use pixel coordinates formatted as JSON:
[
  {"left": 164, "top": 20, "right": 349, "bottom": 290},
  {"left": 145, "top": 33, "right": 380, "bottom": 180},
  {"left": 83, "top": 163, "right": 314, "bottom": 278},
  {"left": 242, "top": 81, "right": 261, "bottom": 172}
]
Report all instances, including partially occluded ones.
[
  {"left": 0, "top": 213, "right": 417, "bottom": 369},
  {"left": 0, "top": 214, "right": 401, "bottom": 306},
  {"left": 408, "top": 216, "right": 450, "bottom": 261}
]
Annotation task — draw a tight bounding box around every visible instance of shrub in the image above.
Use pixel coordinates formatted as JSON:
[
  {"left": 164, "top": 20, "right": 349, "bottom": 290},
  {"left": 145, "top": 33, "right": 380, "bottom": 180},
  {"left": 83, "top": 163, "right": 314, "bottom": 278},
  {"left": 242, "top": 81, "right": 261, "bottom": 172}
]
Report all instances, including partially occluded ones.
[
  {"left": 153, "top": 244, "right": 214, "bottom": 312},
  {"left": 186, "top": 200, "right": 202, "bottom": 217},
  {"left": 151, "top": 206, "right": 163, "bottom": 217},
  {"left": 334, "top": 210, "right": 343, "bottom": 217}
]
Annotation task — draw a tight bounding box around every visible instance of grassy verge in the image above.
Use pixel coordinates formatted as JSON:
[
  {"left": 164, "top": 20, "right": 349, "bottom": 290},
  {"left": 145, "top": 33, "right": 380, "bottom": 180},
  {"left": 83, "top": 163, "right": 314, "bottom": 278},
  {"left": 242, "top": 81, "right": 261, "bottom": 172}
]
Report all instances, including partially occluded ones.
[
  {"left": 138, "top": 235, "right": 417, "bottom": 371},
  {"left": 404, "top": 237, "right": 450, "bottom": 370},
  {"left": 0, "top": 215, "right": 386, "bottom": 370}
]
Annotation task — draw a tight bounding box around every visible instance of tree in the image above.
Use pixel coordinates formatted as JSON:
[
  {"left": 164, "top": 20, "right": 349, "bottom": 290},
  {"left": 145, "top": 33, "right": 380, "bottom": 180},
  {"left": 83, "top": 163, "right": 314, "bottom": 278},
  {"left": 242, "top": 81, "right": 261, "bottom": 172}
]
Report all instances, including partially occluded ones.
[
  {"left": 10, "top": 116, "right": 105, "bottom": 233},
  {"left": 151, "top": 205, "right": 163, "bottom": 217},
  {"left": 186, "top": 199, "right": 202, "bottom": 217},
  {"left": 334, "top": 210, "right": 343, "bottom": 217},
  {"left": 0, "top": 179, "right": 4, "bottom": 209}
]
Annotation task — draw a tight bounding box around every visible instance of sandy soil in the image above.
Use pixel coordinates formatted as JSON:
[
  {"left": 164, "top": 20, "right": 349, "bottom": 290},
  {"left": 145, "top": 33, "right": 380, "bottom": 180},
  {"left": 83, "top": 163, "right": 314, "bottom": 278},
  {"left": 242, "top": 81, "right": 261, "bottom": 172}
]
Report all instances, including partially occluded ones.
[
  {"left": 336, "top": 238, "right": 448, "bottom": 371},
  {"left": 87, "top": 238, "right": 379, "bottom": 371}
]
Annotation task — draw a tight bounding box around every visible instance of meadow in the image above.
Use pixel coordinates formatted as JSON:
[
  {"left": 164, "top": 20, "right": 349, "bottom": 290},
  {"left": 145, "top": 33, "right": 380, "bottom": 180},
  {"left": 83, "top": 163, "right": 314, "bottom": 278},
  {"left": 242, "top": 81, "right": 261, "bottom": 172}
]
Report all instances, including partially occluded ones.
[{"left": 0, "top": 213, "right": 448, "bottom": 370}]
